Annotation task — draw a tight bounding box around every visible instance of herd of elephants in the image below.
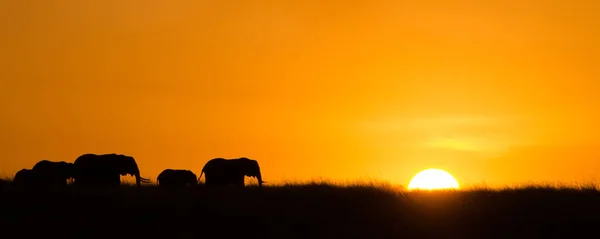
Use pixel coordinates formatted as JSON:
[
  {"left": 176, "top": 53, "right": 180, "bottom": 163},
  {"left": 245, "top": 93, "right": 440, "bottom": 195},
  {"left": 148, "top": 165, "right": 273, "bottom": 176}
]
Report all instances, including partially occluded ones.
[{"left": 8, "top": 153, "right": 264, "bottom": 189}]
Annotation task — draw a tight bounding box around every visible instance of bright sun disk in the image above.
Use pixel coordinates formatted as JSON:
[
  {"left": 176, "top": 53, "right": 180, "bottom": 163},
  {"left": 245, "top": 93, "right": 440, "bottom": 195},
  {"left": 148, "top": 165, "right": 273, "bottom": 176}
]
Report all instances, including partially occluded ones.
[{"left": 408, "top": 168, "right": 460, "bottom": 190}]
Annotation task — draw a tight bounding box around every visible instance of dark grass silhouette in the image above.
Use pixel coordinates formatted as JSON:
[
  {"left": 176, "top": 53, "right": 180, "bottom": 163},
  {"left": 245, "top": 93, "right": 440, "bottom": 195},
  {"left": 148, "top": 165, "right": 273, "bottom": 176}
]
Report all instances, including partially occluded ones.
[{"left": 1, "top": 180, "right": 600, "bottom": 238}]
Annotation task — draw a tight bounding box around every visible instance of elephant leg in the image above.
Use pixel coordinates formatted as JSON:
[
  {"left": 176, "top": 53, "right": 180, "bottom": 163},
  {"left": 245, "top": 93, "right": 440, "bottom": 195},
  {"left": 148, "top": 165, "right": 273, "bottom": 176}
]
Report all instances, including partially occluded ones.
[
  {"left": 48, "top": 177, "right": 59, "bottom": 186},
  {"left": 222, "top": 176, "right": 234, "bottom": 187},
  {"left": 204, "top": 175, "right": 215, "bottom": 187},
  {"left": 82, "top": 172, "right": 109, "bottom": 187},
  {"left": 204, "top": 176, "right": 214, "bottom": 187},
  {"left": 73, "top": 175, "right": 84, "bottom": 186},
  {"left": 87, "top": 176, "right": 99, "bottom": 186},
  {"left": 207, "top": 175, "right": 227, "bottom": 188},
  {"left": 111, "top": 174, "right": 121, "bottom": 186},
  {"left": 52, "top": 177, "right": 67, "bottom": 186},
  {"left": 87, "top": 174, "right": 100, "bottom": 186},
  {"left": 84, "top": 172, "right": 100, "bottom": 186},
  {"left": 234, "top": 176, "right": 245, "bottom": 187},
  {"left": 99, "top": 174, "right": 119, "bottom": 187},
  {"left": 79, "top": 174, "right": 98, "bottom": 187}
]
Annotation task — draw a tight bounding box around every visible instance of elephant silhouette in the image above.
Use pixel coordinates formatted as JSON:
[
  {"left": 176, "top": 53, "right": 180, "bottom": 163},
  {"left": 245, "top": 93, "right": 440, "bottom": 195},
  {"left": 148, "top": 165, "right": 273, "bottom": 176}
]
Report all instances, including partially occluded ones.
[
  {"left": 12, "top": 168, "right": 38, "bottom": 188},
  {"left": 32, "top": 160, "right": 76, "bottom": 188},
  {"left": 157, "top": 169, "right": 198, "bottom": 188},
  {"left": 0, "top": 178, "right": 6, "bottom": 188},
  {"left": 73, "top": 153, "right": 151, "bottom": 187},
  {"left": 199, "top": 157, "right": 263, "bottom": 188}
]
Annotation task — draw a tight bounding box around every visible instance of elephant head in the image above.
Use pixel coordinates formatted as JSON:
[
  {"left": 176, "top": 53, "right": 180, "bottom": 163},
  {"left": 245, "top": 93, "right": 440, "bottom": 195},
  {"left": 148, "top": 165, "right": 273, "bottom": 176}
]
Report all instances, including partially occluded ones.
[
  {"left": 238, "top": 157, "right": 263, "bottom": 187},
  {"left": 183, "top": 170, "right": 198, "bottom": 185},
  {"left": 111, "top": 154, "right": 151, "bottom": 186}
]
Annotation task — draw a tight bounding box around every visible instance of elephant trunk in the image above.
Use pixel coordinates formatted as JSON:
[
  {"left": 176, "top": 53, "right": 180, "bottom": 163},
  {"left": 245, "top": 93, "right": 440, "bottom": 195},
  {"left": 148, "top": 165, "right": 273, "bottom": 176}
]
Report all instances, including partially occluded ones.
[
  {"left": 132, "top": 167, "right": 141, "bottom": 187},
  {"left": 135, "top": 173, "right": 141, "bottom": 187},
  {"left": 257, "top": 172, "right": 263, "bottom": 187},
  {"left": 131, "top": 167, "right": 151, "bottom": 186}
]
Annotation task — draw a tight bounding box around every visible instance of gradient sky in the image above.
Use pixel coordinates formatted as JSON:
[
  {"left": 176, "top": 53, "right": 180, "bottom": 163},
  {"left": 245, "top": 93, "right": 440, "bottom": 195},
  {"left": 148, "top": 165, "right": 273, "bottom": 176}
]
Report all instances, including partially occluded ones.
[{"left": 1, "top": 0, "right": 599, "bottom": 187}]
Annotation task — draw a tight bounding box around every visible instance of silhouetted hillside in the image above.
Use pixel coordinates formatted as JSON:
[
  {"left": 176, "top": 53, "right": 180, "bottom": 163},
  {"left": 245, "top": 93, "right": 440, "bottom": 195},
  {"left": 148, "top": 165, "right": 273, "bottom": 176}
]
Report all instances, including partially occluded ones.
[{"left": 1, "top": 182, "right": 599, "bottom": 238}]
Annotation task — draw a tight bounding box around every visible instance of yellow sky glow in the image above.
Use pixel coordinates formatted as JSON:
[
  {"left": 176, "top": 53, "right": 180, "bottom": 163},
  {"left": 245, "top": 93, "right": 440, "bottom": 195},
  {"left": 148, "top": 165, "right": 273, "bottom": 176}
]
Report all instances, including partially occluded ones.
[{"left": 1, "top": 0, "right": 600, "bottom": 187}]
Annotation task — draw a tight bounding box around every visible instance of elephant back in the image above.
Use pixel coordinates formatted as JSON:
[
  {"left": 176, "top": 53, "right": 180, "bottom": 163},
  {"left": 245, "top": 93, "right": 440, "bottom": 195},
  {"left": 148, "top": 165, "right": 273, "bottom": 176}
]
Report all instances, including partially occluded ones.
[
  {"left": 74, "top": 154, "right": 130, "bottom": 172},
  {"left": 202, "top": 158, "right": 228, "bottom": 173},
  {"left": 33, "top": 160, "right": 74, "bottom": 176}
]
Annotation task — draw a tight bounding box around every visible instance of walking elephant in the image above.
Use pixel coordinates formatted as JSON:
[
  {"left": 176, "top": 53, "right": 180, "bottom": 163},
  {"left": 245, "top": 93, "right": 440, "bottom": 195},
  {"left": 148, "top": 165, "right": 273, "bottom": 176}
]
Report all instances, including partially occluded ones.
[
  {"left": 32, "top": 160, "right": 76, "bottom": 187},
  {"left": 157, "top": 169, "right": 198, "bottom": 188},
  {"left": 73, "top": 153, "right": 151, "bottom": 187},
  {"left": 198, "top": 157, "right": 263, "bottom": 188}
]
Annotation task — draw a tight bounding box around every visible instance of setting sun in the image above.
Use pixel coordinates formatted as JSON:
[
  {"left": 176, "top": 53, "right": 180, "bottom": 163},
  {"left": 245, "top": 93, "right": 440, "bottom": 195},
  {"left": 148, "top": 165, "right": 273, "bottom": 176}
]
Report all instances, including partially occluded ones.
[{"left": 408, "top": 168, "right": 460, "bottom": 190}]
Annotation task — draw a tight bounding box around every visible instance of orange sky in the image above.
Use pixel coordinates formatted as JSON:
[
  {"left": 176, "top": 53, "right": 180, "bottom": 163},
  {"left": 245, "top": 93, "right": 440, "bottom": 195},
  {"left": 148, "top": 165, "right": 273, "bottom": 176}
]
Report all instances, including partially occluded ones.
[{"left": 1, "top": 0, "right": 599, "bottom": 187}]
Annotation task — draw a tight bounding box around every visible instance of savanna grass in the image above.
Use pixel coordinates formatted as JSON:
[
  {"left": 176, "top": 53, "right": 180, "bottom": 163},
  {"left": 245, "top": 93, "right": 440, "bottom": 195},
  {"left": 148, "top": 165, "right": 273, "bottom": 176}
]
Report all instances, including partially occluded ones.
[{"left": 1, "top": 179, "right": 600, "bottom": 238}]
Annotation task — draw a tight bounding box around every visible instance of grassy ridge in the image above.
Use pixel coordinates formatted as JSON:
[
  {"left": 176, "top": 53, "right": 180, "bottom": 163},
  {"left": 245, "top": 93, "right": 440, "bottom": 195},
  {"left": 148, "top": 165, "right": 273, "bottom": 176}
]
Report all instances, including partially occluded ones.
[{"left": 1, "top": 181, "right": 599, "bottom": 238}]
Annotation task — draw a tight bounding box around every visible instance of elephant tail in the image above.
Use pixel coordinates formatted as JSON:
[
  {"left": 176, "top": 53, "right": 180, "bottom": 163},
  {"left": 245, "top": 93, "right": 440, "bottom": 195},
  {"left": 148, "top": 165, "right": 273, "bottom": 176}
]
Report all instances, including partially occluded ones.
[{"left": 198, "top": 163, "right": 209, "bottom": 183}]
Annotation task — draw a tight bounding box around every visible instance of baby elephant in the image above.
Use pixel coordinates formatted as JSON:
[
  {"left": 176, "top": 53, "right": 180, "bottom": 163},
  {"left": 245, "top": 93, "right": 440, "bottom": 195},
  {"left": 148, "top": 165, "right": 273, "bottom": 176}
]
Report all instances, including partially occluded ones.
[
  {"left": 12, "top": 169, "right": 37, "bottom": 187},
  {"left": 157, "top": 169, "right": 198, "bottom": 188}
]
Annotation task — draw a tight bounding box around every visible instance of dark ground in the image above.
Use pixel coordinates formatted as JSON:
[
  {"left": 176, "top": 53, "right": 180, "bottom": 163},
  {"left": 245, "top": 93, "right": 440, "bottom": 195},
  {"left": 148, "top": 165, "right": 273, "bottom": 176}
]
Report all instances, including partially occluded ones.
[{"left": 1, "top": 182, "right": 599, "bottom": 239}]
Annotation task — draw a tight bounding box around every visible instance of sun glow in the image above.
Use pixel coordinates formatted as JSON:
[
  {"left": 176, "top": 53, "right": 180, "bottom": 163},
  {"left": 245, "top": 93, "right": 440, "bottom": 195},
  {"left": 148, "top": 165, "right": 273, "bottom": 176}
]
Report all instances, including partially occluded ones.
[{"left": 408, "top": 168, "right": 460, "bottom": 190}]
